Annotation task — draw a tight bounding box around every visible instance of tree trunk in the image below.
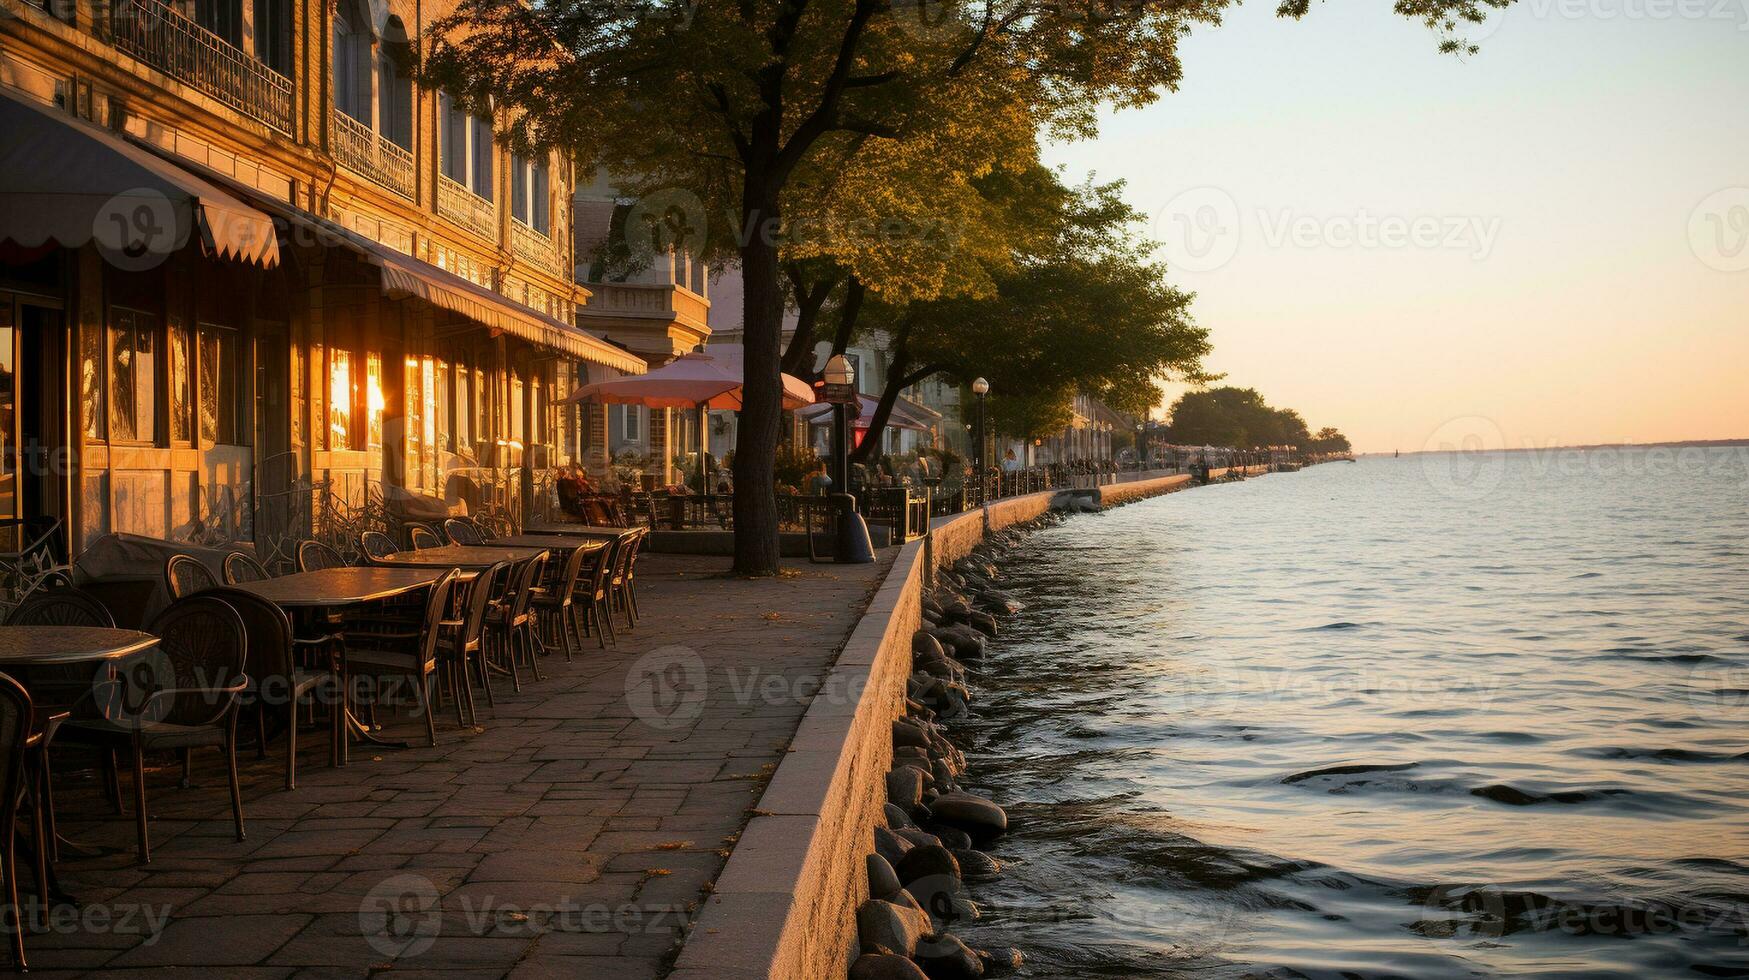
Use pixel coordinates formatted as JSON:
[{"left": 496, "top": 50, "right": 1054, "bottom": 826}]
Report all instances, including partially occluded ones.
[
  {"left": 731, "top": 177, "right": 785, "bottom": 575},
  {"left": 850, "top": 355, "right": 911, "bottom": 465}
]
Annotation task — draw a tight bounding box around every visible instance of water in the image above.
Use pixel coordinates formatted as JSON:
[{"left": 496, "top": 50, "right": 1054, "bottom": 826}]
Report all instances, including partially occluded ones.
[{"left": 953, "top": 449, "right": 1749, "bottom": 978}]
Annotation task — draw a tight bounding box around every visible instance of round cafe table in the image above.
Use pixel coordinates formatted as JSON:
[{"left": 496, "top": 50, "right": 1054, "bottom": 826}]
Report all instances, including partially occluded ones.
[{"left": 0, "top": 626, "right": 159, "bottom": 668}]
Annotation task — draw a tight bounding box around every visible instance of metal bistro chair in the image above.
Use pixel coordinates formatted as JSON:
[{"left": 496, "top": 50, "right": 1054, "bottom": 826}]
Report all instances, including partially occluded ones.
[
  {"left": 60, "top": 595, "right": 250, "bottom": 864},
  {"left": 435, "top": 560, "right": 507, "bottom": 726},
  {"left": 443, "top": 518, "right": 485, "bottom": 546},
  {"left": 222, "top": 551, "right": 273, "bottom": 585},
  {"left": 486, "top": 554, "right": 546, "bottom": 691},
  {"left": 530, "top": 544, "right": 592, "bottom": 665},
  {"left": 206, "top": 588, "right": 339, "bottom": 791},
  {"left": 297, "top": 540, "right": 347, "bottom": 572},
  {"left": 163, "top": 554, "right": 218, "bottom": 600},
  {"left": 358, "top": 531, "right": 398, "bottom": 562},
  {"left": 342, "top": 569, "right": 458, "bottom": 748},
  {"left": 610, "top": 528, "right": 647, "bottom": 629},
  {"left": 406, "top": 524, "right": 444, "bottom": 551},
  {"left": 5, "top": 587, "right": 115, "bottom": 629},
  {"left": 574, "top": 541, "right": 618, "bottom": 649}
]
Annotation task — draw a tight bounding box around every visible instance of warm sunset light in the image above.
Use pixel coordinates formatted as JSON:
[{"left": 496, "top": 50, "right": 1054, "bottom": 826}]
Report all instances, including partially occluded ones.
[{"left": 2, "top": 0, "right": 1739, "bottom": 976}]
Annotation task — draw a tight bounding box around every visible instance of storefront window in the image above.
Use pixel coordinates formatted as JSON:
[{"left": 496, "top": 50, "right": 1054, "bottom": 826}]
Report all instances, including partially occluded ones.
[
  {"left": 170, "top": 325, "right": 192, "bottom": 443},
  {"left": 199, "top": 324, "right": 238, "bottom": 445},
  {"left": 329, "top": 349, "right": 353, "bottom": 449},
  {"left": 404, "top": 357, "right": 424, "bottom": 492},
  {"left": 367, "top": 352, "right": 384, "bottom": 450},
  {"left": 108, "top": 308, "right": 157, "bottom": 444},
  {"left": 80, "top": 321, "right": 105, "bottom": 441}
]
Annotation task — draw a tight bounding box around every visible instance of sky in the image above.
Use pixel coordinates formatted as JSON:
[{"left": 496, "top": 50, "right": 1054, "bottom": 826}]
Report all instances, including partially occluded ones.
[{"left": 1043, "top": 0, "right": 1749, "bottom": 454}]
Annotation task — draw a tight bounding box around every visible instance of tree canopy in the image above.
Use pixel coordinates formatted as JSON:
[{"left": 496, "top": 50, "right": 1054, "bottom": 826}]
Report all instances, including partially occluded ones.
[{"left": 1165, "top": 386, "right": 1340, "bottom": 450}]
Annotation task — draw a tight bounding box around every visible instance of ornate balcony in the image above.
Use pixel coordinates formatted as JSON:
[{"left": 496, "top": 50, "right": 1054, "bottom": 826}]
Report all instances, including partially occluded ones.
[
  {"left": 437, "top": 176, "right": 498, "bottom": 242},
  {"left": 511, "top": 220, "right": 562, "bottom": 275},
  {"left": 331, "top": 109, "right": 415, "bottom": 199},
  {"left": 112, "top": 0, "right": 294, "bottom": 133}
]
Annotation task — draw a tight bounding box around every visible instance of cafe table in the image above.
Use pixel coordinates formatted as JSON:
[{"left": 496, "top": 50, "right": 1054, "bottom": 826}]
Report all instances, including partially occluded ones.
[
  {"left": 229, "top": 567, "right": 448, "bottom": 758},
  {"left": 0, "top": 625, "right": 160, "bottom": 899},
  {"left": 368, "top": 543, "right": 550, "bottom": 571},
  {"left": 490, "top": 535, "right": 614, "bottom": 555}
]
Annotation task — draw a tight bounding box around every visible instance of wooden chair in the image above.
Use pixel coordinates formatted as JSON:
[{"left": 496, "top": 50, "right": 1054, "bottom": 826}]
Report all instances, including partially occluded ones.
[
  {"left": 60, "top": 595, "right": 249, "bottom": 863},
  {"left": 222, "top": 551, "right": 272, "bottom": 585},
  {"left": 163, "top": 554, "right": 217, "bottom": 600},
  {"left": 436, "top": 561, "right": 507, "bottom": 726},
  {"left": 342, "top": 570, "right": 458, "bottom": 747},
  {"left": 610, "top": 529, "right": 647, "bottom": 628},
  {"left": 443, "top": 518, "right": 485, "bottom": 546},
  {"left": 297, "top": 540, "right": 346, "bottom": 572},
  {"left": 406, "top": 524, "right": 443, "bottom": 550},
  {"left": 575, "top": 541, "right": 618, "bottom": 649},
  {"left": 358, "top": 531, "right": 398, "bottom": 562},
  {"left": 205, "top": 588, "right": 339, "bottom": 791}
]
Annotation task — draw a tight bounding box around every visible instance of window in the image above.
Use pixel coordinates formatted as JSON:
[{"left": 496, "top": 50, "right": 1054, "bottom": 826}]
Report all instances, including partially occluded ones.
[
  {"left": 471, "top": 116, "right": 495, "bottom": 200},
  {"left": 329, "top": 349, "right": 353, "bottom": 450},
  {"left": 80, "top": 321, "right": 104, "bottom": 441},
  {"left": 199, "top": 324, "right": 239, "bottom": 445},
  {"left": 378, "top": 46, "right": 413, "bottom": 149},
  {"left": 440, "top": 92, "right": 468, "bottom": 183},
  {"left": 333, "top": 1, "right": 371, "bottom": 123},
  {"left": 195, "top": 0, "right": 243, "bottom": 48},
  {"left": 170, "top": 325, "right": 192, "bottom": 443},
  {"left": 108, "top": 308, "right": 157, "bottom": 444},
  {"left": 512, "top": 154, "right": 550, "bottom": 234},
  {"left": 622, "top": 406, "right": 639, "bottom": 441},
  {"left": 254, "top": 0, "right": 293, "bottom": 75},
  {"left": 366, "top": 352, "right": 384, "bottom": 449}
]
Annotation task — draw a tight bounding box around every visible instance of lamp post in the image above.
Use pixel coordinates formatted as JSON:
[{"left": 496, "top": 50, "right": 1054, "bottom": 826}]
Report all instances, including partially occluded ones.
[
  {"left": 971, "top": 377, "right": 989, "bottom": 503},
  {"left": 824, "top": 355, "right": 855, "bottom": 493},
  {"left": 1136, "top": 421, "right": 1146, "bottom": 473},
  {"left": 822, "top": 354, "right": 874, "bottom": 563}
]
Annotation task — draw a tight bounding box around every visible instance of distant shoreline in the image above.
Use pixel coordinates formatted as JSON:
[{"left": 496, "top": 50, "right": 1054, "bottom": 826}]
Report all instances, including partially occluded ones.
[{"left": 1366, "top": 439, "right": 1749, "bottom": 458}]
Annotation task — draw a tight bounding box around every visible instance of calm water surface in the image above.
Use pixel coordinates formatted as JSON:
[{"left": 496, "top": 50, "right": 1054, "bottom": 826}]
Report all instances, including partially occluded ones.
[{"left": 956, "top": 450, "right": 1749, "bottom": 978}]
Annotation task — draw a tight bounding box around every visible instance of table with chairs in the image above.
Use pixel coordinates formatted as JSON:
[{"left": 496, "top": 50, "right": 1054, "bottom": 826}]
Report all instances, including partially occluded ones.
[{"left": 0, "top": 514, "right": 653, "bottom": 970}]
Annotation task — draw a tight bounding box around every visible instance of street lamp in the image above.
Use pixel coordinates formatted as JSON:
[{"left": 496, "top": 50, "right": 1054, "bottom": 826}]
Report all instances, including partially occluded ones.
[
  {"left": 970, "top": 377, "right": 989, "bottom": 503},
  {"left": 1136, "top": 422, "right": 1146, "bottom": 472},
  {"left": 824, "top": 354, "right": 855, "bottom": 493}
]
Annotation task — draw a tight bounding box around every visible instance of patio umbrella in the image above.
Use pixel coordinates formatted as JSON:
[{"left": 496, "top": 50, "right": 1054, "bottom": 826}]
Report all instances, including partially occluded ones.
[
  {"left": 559, "top": 345, "right": 815, "bottom": 411},
  {"left": 798, "top": 393, "right": 938, "bottom": 433}
]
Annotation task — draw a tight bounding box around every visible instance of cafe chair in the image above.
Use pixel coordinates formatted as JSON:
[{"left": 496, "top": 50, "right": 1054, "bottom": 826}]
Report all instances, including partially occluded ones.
[
  {"left": 610, "top": 529, "right": 647, "bottom": 628},
  {"left": 205, "top": 588, "right": 339, "bottom": 791},
  {"left": 342, "top": 569, "right": 458, "bottom": 748},
  {"left": 531, "top": 544, "right": 592, "bottom": 664},
  {"left": 59, "top": 595, "right": 250, "bottom": 863},
  {"left": 5, "top": 587, "right": 115, "bottom": 628},
  {"left": 442, "top": 518, "right": 484, "bottom": 546},
  {"left": 0, "top": 673, "right": 38, "bottom": 968},
  {"left": 297, "top": 540, "right": 346, "bottom": 572},
  {"left": 406, "top": 525, "right": 443, "bottom": 551},
  {"left": 436, "top": 561, "right": 507, "bottom": 726},
  {"left": 358, "top": 531, "right": 398, "bottom": 562},
  {"left": 486, "top": 555, "right": 546, "bottom": 691},
  {"left": 163, "top": 554, "right": 218, "bottom": 600},
  {"left": 575, "top": 540, "right": 618, "bottom": 649},
  {"left": 222, "top": 552, "right": 273, "bottom": 585}
]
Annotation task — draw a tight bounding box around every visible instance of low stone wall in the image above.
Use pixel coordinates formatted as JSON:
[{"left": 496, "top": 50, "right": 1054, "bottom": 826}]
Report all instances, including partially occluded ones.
[{"left": 670, "top": 472, "right": 1262, "bottom": 979}]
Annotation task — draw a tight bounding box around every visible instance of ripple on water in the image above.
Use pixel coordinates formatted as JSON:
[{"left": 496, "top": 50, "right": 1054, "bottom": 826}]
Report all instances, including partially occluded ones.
[{"left": 950, "top": 453, "right": 1749, "bottom": 978}]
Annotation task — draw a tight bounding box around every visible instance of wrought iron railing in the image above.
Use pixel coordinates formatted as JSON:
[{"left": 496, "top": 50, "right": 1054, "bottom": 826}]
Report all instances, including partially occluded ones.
[
  {"left": 112, "top": 0, "right": 294, "bottom": 133},
  {"left": 511, "top": 220, "right": 560, "bottom": 275},
  {"left": 438, "top": 175, "right": 498, "bottom": 242},
  {"left": 331, "top": 109, "right": 416, "bottom": 199}
]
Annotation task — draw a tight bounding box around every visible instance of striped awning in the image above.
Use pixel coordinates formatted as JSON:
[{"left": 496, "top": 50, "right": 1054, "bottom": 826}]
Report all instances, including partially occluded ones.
[{"left": 0, "top": 85, "right": 279, "bottom": 268}]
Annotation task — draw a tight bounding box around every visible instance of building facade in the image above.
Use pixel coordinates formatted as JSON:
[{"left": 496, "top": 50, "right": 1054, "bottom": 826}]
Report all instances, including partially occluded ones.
[{"left": 0, "top": 0, "right": 642, "bottom": 569}]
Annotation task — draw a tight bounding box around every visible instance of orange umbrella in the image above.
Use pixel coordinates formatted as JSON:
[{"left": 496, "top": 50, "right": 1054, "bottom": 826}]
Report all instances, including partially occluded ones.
[{"left": 560, "top": 345, "right": 815, "bottom": 411}]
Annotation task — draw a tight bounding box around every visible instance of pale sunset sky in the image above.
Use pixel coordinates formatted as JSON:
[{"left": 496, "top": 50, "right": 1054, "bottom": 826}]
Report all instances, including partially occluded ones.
[{"left": 1045, "top": 0, "right": 1749, "bottom": 454}]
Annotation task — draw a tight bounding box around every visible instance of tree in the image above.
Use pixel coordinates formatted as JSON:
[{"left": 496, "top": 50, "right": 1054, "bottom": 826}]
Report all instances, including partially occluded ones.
[
  {"left": 427, "top": 0, "right": 1513, "bottom": 573},
  {"left": 1311, "top": 427, "right": 1353, "bottom": 454}
]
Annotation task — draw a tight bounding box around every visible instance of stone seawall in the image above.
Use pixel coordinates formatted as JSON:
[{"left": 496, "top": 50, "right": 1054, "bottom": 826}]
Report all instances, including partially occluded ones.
[{"left": 669, "top": 471, "right": 1246, "bottom": 979}]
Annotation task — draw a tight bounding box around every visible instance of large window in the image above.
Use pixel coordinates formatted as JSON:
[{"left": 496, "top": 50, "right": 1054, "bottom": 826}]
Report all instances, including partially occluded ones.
[
  {"left": 512, "top": 154, "right": 550, "bottom": 234},
  {"left": 199, "top": 324, "right": 239, "bottom": 445},
  {"left": 329, "top": 349, "right": 353, "bottom": 450},
  {"left": 108, "top": 308, "right": 157, "bottom": 444},
  {"left": 333, "top": 0, "right": 371, "bottom": 123},
  {"left": 378, "top": 46, "right": 413, "bottom": 149},
  {"left": 170, "top": 324, "right": 192, "bottom": 443},
  {"left": 440, "top": 92, "right": 496, "bottom": 200},
  {"left": 254, "top": 0, "right": 293, "bottom": 75},
  {"left": 195, "top": 0, "right": 243, "bottom": 48}
]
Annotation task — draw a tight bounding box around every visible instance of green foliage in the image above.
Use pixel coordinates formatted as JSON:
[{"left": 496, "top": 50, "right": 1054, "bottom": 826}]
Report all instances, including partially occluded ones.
[
  {"left": 1310, "top": 426, "right": 1354, "bottom": 454},
  {"left": 772, "top": 442, "right": 824, "bottom": 493},
  {"left": 1165, "top": 387, "right": 1325, "bottom": 450}
]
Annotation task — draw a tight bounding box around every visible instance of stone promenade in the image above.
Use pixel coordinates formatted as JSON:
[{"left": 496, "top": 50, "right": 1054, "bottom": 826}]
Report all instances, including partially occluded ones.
[{"left": 27, "top": 553, "right": 893, "bottom": 978}]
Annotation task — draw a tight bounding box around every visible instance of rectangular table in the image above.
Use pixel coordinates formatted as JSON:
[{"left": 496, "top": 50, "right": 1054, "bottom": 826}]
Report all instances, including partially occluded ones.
[
  {"left": 369, "top": 543, "right": 553, "bottom": 571},
  {"left": 495, "top": 534, "right": 616, "bottom": 554},
  {"left": 228, "top": 566, "right": 448, "bottom": 606},
  {"left": 510, "top": 524, "right": 639, "bottom": 541}
]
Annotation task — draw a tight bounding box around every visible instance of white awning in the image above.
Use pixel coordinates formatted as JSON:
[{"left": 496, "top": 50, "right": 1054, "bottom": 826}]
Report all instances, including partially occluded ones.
[{"left": 0, "top": 86, "right": 278, "bottom": 268}]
